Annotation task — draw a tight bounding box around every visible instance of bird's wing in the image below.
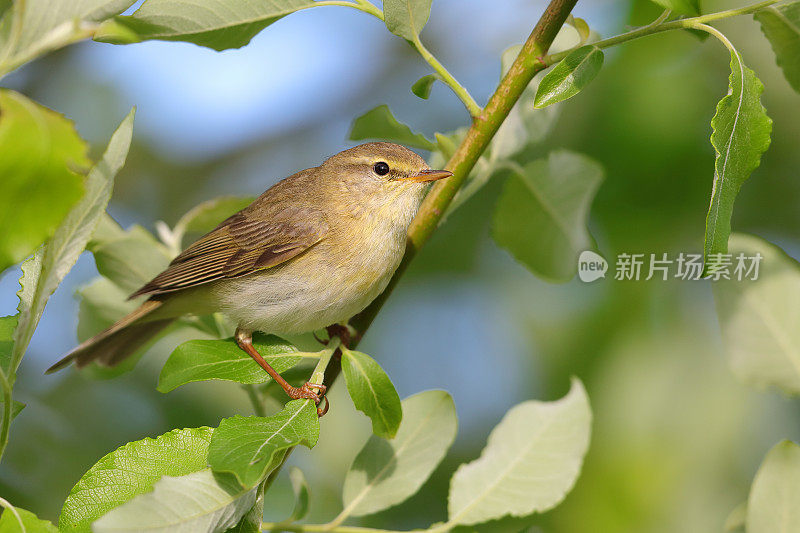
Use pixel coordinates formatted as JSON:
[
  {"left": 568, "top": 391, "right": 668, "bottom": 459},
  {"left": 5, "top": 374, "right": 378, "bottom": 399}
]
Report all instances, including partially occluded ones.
[{"left": 130, "top": 207, "right": 328, "bottom": 298}]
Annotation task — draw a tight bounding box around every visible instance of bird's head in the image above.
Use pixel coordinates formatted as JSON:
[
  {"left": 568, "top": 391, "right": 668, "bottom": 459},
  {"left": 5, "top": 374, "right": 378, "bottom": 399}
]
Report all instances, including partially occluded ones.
[{"left": 320, "top": 142, "right": 452, "bottom": 220}]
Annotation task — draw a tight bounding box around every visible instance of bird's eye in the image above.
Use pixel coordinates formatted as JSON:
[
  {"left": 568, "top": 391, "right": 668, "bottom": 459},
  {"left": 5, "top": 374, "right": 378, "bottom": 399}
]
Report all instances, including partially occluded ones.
[{"left": 373, "top": 161, "right": 390, "bottom": 176}]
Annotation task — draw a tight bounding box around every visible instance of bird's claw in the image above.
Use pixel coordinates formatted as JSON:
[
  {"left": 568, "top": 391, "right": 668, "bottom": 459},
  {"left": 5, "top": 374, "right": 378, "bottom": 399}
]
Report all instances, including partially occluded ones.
[
  {"left": 316, "top": 395, "right": 330, "bottom": 417},
  {"left": 289, "top": 382, "right": 329, "bottom": 417}
]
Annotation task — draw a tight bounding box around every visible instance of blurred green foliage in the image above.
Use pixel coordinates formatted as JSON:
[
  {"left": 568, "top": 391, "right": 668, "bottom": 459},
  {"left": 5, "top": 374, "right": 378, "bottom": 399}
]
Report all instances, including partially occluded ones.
[{"left": 2, "top": 0, "right": 800, "bottom": 531}]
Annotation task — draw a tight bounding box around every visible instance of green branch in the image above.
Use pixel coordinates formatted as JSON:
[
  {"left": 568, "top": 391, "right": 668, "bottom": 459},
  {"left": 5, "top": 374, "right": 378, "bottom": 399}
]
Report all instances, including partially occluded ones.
[
  {"left": 410, "top": 36, "right": 482, "bottom": 117},
  {"left": 688, "top": 22, "right": 738, "bottom": 53},
  {"left": 351, "top": 0, "right": 580, "bottom": 334},
  {"left": 309, "top": 339, "right": 340, "bottom": 386},
  {"left": 0, "top": 17, "right": 97, "bottom": 79},
  {"left": 544, "top": 0, "right": 779, "bottom": 65}
]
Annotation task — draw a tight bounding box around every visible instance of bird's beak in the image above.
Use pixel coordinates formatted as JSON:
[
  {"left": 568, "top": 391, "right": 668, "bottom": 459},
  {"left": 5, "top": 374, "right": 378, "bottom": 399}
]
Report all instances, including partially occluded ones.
[{"left": 399, "top": 169, "right": 453, "bottom": 183}]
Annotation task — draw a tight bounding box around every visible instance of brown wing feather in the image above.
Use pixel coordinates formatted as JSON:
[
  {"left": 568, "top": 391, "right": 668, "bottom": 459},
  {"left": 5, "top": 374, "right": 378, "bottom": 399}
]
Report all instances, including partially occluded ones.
[{"left": 130, "top": 207, "right": 327, "bottom": 298}]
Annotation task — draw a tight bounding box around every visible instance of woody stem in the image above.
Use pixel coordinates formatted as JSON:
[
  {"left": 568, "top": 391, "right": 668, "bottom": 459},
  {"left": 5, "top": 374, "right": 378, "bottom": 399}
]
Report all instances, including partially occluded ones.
[{"left": 351, "top": 0, "right": 580, "bottom": 334}]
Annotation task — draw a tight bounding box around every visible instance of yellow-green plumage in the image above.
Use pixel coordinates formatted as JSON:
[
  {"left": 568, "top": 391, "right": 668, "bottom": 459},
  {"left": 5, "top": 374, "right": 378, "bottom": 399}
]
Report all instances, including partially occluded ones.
[{"left": 48, "top": 142, "right": 451, "bottom": 372}]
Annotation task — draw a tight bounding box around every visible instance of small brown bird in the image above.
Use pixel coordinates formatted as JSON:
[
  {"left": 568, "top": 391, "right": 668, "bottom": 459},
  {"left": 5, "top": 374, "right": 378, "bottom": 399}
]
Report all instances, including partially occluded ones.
[{"left": 48, "top": 142, "right": 451, "bottom": 404}]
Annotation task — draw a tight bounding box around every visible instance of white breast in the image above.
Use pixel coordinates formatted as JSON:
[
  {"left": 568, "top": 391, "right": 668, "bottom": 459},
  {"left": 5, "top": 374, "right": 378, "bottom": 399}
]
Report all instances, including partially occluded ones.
[{"left": 213, "top": 199, "right": 415, "bottom": 335}]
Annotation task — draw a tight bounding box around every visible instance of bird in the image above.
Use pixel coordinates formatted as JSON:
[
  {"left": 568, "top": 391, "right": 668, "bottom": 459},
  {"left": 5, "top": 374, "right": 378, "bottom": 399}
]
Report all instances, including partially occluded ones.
[{"left": 47, "top": 142, "right": 452, "bottom": 405}]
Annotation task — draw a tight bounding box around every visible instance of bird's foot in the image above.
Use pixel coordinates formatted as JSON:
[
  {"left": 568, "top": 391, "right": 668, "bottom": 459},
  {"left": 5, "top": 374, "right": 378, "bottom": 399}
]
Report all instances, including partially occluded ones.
[
  {"left": 236, "top": 327, "right": 329, "bottom": 416},
  {"left": 325, "top": 323, "right": 358, "bottom": 348},
  {"left": 287, "top": 382, "right": 329, "bottom": 417}
]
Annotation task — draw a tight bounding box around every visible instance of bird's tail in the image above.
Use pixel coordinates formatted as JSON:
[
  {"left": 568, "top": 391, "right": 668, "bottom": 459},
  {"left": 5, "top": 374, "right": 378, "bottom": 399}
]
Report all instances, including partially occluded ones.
[{"left": 46, "top": 299, "right": 174, "bottom": 373}]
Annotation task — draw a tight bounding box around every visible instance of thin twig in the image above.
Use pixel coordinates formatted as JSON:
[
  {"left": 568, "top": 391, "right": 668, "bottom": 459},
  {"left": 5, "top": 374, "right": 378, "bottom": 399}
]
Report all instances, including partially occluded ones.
[
  {"left": 544, "top": 0, "right": 778, "bottom": 65},
  {"left": 410, "top": 36, "right": 482, "bottom": 117},
  {"left": 688, "top": 22, "right": 738, "bottom": 53},
  {"left": 647, "top": 9, "right": 672, "bottom": 29},
  {"left": 312, "top": 1, "right": 481, "bottom": 116},
  {"left": 309, "top": 339, "right": 340, "bottom": 386}
]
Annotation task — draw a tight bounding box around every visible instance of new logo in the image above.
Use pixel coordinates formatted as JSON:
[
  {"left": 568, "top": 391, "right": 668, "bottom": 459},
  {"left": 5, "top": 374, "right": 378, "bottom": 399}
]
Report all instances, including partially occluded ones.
[{"left": 578, "top": 250, "right": 607, "bottom": 282}]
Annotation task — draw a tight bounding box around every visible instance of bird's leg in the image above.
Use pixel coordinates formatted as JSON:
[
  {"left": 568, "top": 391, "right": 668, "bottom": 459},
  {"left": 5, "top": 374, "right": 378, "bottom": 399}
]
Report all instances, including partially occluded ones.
[
  {"left": 325, "top": 323, "right": 358, "bottom": 348},
  {"left": 235, "top": 328, "right": 326, "bottom": 405}
]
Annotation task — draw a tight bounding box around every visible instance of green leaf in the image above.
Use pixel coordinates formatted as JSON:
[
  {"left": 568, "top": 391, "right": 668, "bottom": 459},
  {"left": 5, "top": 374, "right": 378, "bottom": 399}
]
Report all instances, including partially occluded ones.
[
  {"left": 76, "top": 277, "right": 138, "bottom": 342},
  {"left": 259, "top": 360, "right": 317, "bottom": 405},
  {"left": 349, "top": 105, "right": 436, "bottom": 151},
  {"left": 99, "top": 0, "right": 316, "bottom": 51},
  {"left": 223, "top": 481, "right": 264, "bottom": 533},
  {"left": 411, "top": 74, "right": 440, "bottom": 99},
  {"left": 428, "top": 129, "right": 464, "bottom": 170},
  {"left": 448, "top": 378, "right": 591, "bottom": 526},
  {"left": 92, "top": 17, "right": 141, "bottom": 44},
  {"left": 92, "top": 469, "right": 258, "bottom": 533},
  {"left": 90, "top": 212, "right": 127, "bottom": 243},
  {"left": 755, "top": 2, "right": 800, "bottom": 94},
  {"left": 0, "top": 505, "right": 58, "bottom": 533},
  {"left": 11, "top": 110, "right": 135, "bottom": 374},
  {"left": 0, "top": 90, "right": 88, "bottom": 273},
  {"left": 342, "top": 390, "right": 457, "bottom": 517},
  {"left": 287, "top": 467, "right": 310, "bottom": 522},
  {"left": 712, "top": 234, "right": 800, "bottom": 396},
  {"left": 566, "top": 15, "right": 591, "bottom": 44},
  {"left": 648, "top": 0, "right": 699, "bottom": 16},
  {"left": 341, "top": 349, "right": 402, "bottom": 439},
  {"left": 59, "top": 426, "right": 214, "bottom": 532},
  {"left": 89, "top": 220, "right": 172, "bottom": 294},
  {"left": 0, "top": 400, "right": 24, "bottom": 425},
  {"left": 158, "top": 334, "right": 302, "bottom": 393},
  {"left": 704, "top": 49, "right": 772, "bottom": 260},
  {"left": 747, "top": 440, "right": 800, "bottom": 533},
  {"left": 434, "top": 131, "right": 460, "bottom": 160},
  {"left": 534, "top": 45, "right": 604, "bottom": 108},
  {"left": 383, "top": 0, "right": 432, "bottom": 41},
  {"left": 491, "top": 151, "right": 603, "bottom": 282},
  {"left": 208, "top": 400, "right": 319, "bottom": 488},
  {"left": 75, "top": 272, "right": 226, "bottom": 377},
  {"left": 0, "top": 0, "right": 135, "bottom": 75},
  {"left": 73, "top": 276, "right": 161, "bottom": 379}
]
